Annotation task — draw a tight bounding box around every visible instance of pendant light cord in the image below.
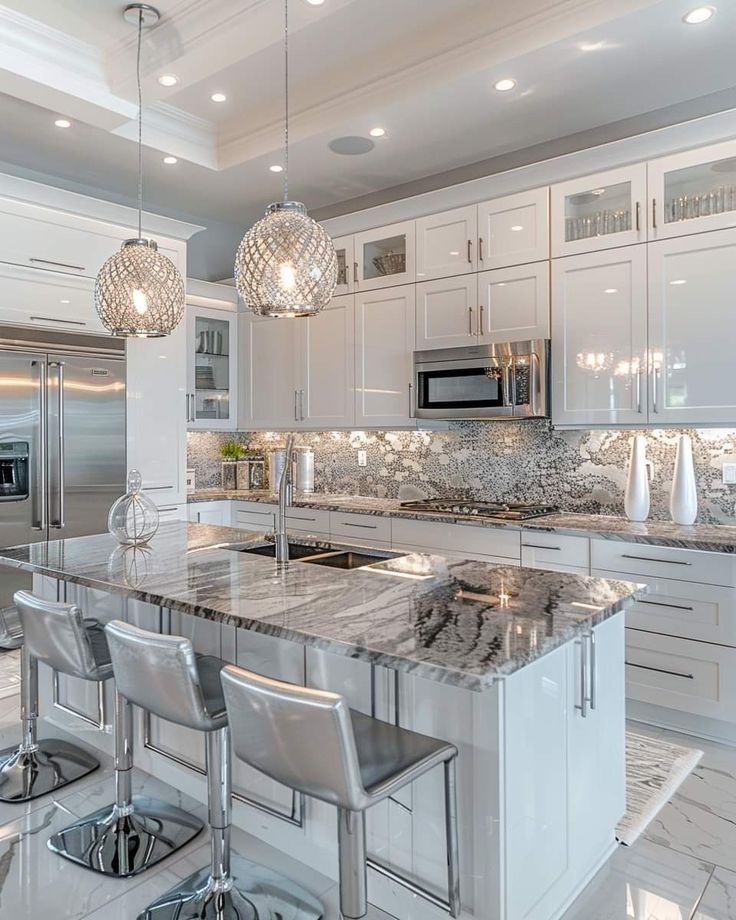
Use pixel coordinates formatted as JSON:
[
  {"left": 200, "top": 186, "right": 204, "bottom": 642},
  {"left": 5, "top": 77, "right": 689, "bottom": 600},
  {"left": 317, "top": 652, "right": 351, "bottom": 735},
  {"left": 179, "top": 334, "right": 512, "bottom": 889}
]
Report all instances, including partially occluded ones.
[
  {"left": 136, "top": 9, "right": 143, "bottom": 238},
  {"left": 283, "top": 0, "right": 289, "bottom": 202}
]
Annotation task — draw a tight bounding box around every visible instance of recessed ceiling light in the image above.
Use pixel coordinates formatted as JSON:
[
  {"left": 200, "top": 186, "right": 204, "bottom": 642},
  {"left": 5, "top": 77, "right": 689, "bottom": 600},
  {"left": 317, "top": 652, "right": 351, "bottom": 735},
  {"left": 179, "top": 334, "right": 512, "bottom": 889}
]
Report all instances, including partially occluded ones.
[
  {"left": 54, "top": 118, "right": 71, "bottom": 129},
  {"left": 60, "top": 299, "right": 70, "bottom": 304},
  {"left": 510, "top": 225, "right": 524, "bottom": 232},
  {"left": 369, "top": 127, "right": 386, "bottom": 138},
  {"left": 269, "top": 164, "right": 283, "bottom": 173},
  {"left": 163, "top": 156, "right": 178, "bottom": 165},
  {"left": 494, "top": 78, "right": 517, "bottom": 92},
  {"left": 158, "top": 73, "right": 179, "bottom": 87},
  {"left": 305, "top": 0, "right": 325, "bottom": 4},
  {"left": 683, "top": 6, "right": 715, "bottom": 24},
  {"left": 604, "top": 288, "right": 618, "bottom": 294},
  {"left": 449, "top": 251, "right": 460, "bottom": 256},
  {"left": 670, "top": 278, "right": 688, "bottom": 285},
  {"left": 578, "top": 40, "right": 606, "bottom": 52},
  {"left": 210, "top": 92, "right": 227, "bottom": 103}
]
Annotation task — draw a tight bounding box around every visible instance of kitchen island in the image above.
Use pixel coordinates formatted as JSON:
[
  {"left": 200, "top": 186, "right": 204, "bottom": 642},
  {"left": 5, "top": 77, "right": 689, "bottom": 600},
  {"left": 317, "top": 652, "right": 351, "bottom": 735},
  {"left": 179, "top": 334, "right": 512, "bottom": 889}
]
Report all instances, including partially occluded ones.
[{"left": 0, "top": 522, "right": 642, "bottom": 920}]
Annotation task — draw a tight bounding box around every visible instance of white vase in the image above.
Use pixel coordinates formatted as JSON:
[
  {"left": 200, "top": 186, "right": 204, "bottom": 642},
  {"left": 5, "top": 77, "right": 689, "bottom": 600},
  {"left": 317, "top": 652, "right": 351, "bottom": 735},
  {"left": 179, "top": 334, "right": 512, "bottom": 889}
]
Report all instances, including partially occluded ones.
[
  {"left": 670, "top": 434, "right": 698, "bottom": 525},
  {"left": 624, "top": 435, "right": 650, "bottom": 522}
]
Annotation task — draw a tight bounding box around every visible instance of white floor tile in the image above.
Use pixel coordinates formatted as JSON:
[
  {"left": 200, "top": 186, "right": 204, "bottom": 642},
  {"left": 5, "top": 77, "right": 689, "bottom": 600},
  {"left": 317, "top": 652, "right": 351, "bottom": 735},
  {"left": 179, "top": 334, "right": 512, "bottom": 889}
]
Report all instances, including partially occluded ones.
[{"left": 693, "top": 866, "right": 736, "bottom": 920}]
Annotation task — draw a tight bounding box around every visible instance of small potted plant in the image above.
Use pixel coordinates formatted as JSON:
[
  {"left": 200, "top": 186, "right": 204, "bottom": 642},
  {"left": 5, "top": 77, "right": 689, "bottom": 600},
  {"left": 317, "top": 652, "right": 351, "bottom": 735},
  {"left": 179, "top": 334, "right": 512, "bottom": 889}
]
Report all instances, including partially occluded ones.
[{"left": 219, "top": 441, "right": 243, "bottom": 491}]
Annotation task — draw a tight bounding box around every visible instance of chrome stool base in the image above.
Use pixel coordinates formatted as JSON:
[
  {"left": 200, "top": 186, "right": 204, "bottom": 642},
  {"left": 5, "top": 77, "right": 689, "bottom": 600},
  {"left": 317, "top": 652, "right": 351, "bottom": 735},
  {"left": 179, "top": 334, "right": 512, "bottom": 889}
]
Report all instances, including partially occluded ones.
[
  {"left": 48, "top": 795, "right": 204, "bottom": 878},
  {"left": 0, "top": 739, "right": 99, "bottom": 802},
  {"left": 138, "top": 855, "right": 324, "bottom": 920}
]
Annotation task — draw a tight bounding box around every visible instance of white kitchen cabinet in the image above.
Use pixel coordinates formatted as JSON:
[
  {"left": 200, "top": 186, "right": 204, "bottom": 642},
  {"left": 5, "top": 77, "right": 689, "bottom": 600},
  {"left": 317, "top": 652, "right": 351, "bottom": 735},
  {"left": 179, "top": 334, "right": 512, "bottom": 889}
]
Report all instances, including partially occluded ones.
[
  {"left": 240, "top": 313, "right": 299, "bottom": 429},
  {"left": 551, "top": 165, "right": 647, "bottom": 257},
  {"left": 330, "top": 510, "right": 391, "bottom": 548},
  {"left": 477, "top": 261, "right": 550, "bottom": 343},
  {"left": 285, "top": 507, "right": 331, "bottom": 538},
  {"left": 591, "top": 538, "right": 736, "bottom": 588},
  {"left": 477, "top": 188, "right": 549, "bottom": 270},
  {"left": 551, "top": 245, "right": 648, "bottom": 427},
  {"left": 520, "top": 531, "right": 589, "bottom": 574},
  {"left": 186, "top": 305, "right": 237, "bottom": 430},
  {"left": 299, "top": 295, "right": 355, "bottom": 429},
  {"left": 415, "top": 275, "right": 477, "bottom": 351},
  {"left": 188, "top": 501, "right": 230, "bottom": 525},
  {"left": 232, "top": 501, "right": 277, "bottom": 531},
  {"left": 0, "top": 264, "right": 106, "bottom": 333},
  {"left": 648, "top": 229, "right": 736, "bottom": 426},
  {"left": 333, "top": 234, "right": 355, "bottom": 295},
  {"left": 354, "top": 221, "right": 415, "bottom": 291},
  {"left": 391, "top": 517, "right": 520, "bottom": 563},
  {"left": 649, "top": 140, "right": 736, "bottom": 241},
  {"left": 355, "top": 285, "right": 415, "bottom": 428},
  {"left": 415, "top": 206, "right": 477, "bottom": 281},
  {"left": 158, "top": 503, "right": 187, "bottom": 523}
]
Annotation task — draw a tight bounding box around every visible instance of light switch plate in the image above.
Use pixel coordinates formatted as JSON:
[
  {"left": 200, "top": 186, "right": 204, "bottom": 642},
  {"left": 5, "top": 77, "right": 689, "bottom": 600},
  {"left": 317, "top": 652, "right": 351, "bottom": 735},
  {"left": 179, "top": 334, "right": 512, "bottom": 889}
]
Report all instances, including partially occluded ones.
[
  {"left": 723, "top": 462, "right": 736, "bottom": 485},
  {"left": 357, "top": 450, "right": 367, "bottom": 467}
]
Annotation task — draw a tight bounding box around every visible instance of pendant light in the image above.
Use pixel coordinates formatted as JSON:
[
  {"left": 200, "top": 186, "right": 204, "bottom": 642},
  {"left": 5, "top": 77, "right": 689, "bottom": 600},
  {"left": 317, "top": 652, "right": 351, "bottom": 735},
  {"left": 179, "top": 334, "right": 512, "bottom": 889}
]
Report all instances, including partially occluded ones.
[
  {"left": 234, "top": 0, "right": 337, "bottom": 318},
  {"left": 95, "top": 4, "right": 185, "bottom": 337}
]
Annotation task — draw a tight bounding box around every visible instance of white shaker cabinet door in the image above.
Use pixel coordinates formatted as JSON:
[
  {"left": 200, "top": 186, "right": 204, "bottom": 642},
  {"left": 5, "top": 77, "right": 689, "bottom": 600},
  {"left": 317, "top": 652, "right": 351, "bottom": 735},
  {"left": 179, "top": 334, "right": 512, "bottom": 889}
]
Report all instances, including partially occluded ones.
[
  {"left": 355, "top": 285, "right": 415, "bottom": 428},
  {"left": 477, "top": 261, "right": 550, "bottom": 344},
  {"left": 299, "top": 295, "right": 355, "bottom": 429},
  {"left": 415, "top": 275, "right": 477, "bottom": 351},
  {"left": 415, "top": 205, "right": 477, "bottom": 281},
  {"left": 240, "top": 313, "right": 299, "bottom": 429},
  {"left": 477, "top": 187, "right": 549, "bottom": 270},
  {"left": 648, "top": 228, "right": 736, "bottom": 426},
  {"left": 551, "top": 245, "right": 648, "bottom": 427}
]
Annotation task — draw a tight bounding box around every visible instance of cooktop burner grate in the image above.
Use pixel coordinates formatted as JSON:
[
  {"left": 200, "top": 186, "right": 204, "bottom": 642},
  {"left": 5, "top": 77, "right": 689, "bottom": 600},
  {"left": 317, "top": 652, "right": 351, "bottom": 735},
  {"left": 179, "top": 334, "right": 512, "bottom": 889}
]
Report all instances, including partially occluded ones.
[{"left": 399, "top": 499, "right": 559, "bottom": 521}]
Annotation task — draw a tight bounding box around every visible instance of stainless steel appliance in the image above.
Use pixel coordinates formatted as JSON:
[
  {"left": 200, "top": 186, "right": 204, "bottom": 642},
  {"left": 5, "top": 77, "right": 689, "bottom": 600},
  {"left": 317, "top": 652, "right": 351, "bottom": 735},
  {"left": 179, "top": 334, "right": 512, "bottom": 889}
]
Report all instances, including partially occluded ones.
[
  {"left": 399, "top": 499, "right": 558, "bottom": 521},
  {"left": 413, "top": 339, "right": 550, "bottom": 420},
  {"left": 0, "top": 325, "right": 126, "bottom": 609}
]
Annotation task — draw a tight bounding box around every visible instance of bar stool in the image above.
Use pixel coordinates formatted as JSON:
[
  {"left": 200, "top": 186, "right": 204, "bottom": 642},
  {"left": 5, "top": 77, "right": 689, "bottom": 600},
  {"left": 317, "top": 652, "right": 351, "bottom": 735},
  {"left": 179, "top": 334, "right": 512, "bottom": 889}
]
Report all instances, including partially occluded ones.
[
  {"left": 0, "top": 591, "right": 103, "bottom": 802},
  {"left": 103, "top": 620, "right": 324, "bottom": 920},
  {"left": 221, "top": 665, "right": 461, "bottom": 920},
  {"left": 0, "top": 604, "right": 23, "bottom": 650}
]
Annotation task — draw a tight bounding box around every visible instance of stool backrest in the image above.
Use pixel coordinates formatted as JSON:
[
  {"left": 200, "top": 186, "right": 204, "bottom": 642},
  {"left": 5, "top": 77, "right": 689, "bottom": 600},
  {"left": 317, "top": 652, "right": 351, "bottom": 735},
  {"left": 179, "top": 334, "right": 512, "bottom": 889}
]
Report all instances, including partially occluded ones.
[
  {"left": 105, "top": 620, "right": 217, "bottom": 732},
  {"left": 221, "top": 664, "right": 366, "bottom": 811},
  {"left": 14, "top": 590, "right": 109, "bottom": 681}
]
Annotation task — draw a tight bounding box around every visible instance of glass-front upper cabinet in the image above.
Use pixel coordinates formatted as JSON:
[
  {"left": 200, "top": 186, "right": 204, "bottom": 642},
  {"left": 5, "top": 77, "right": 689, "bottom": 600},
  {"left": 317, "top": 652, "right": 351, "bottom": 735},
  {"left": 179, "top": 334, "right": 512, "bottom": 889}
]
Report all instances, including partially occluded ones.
[
  {"left": 551, "top": 165, "right": 647, "bottom": 257},
  {"left": 186, "top": 305, "right": 237, "bottom": 430},
  {"left": 332, "top": 234, "right": 355, "bottom": 295},
  {"left": 649, "top": 140, "right": 736, "bottom": 241},
  {"left": 354, "top": 220, "right": 415, "bottom": 291}
]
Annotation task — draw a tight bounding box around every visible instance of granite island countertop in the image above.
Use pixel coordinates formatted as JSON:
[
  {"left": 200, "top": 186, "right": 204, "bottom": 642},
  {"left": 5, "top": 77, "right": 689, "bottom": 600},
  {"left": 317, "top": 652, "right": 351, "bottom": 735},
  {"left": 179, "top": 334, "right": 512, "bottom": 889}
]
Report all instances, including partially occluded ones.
[
  {"left": 0, "top": 522, "right": 641, "bottom": 692},
  {"left": 189, "top": 489, "right": 736, "bottom": 554}
]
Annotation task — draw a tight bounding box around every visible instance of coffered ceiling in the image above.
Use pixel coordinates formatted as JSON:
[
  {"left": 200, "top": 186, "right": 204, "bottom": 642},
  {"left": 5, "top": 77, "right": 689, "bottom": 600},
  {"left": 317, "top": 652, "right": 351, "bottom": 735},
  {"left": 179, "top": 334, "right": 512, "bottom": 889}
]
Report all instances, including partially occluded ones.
[{"left": 0, "top": 0, "right": 734, "bottom": 279}]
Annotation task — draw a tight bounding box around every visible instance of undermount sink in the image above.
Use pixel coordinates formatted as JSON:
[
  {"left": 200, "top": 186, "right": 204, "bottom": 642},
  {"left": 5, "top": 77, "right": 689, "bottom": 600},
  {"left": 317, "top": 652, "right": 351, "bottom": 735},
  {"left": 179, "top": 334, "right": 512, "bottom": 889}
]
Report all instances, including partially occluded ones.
[
  {"left": 300, "top": 550, "right": 398, "bottom": 570},
  {"left": 235, "top": 542, "right": 324, "bottom": 560}
]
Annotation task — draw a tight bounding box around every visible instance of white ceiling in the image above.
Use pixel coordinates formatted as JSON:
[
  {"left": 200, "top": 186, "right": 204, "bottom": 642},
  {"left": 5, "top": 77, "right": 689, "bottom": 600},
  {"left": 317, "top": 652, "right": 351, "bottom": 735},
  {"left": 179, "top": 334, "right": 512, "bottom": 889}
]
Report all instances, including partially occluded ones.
[{"left": 0, "top": 0, "right": 734, "bottom": 279}]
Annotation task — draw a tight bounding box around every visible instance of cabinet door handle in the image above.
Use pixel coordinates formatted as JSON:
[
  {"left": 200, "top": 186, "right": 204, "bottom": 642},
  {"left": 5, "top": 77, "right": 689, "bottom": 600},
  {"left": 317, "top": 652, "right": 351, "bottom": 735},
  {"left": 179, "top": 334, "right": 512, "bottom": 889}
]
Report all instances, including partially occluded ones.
[
  {"left": 478, "top": 237, "right": 484, "bottom": 262},
  {"left": 575, "top": 636, "right": 588, "bottom": 718},
  {"left": 588, "top": 630, "right": 596, "bottom": 710},
  {"left": 353, "top": 261, "right": 358, "bottom": 284},
  {"left": 467, "top": 239, "right": 472, "bottom": 264},
  {"left": 468, "top": 306, "right": 473, "bottom": 335},
  {"left": 621, "top": 553, "right": 691, "bottom": 566},
  {"left": 652, "top": 198, "right": 657, "bottom": 229},
  {"left": 626, "top": 661, "right": 694, "bottom": 680},
  {"left": 408, "top": 382, "right": 415, "bottom": 419},
  {"left": 479, "top": 304, "right": 484, "bottom": 337},
  {"left": 638, "top": 599, "right": 695, "bottom": 612},
  {"left": 635, "top": 200, "right": 641, "bottom": 232},
  {"left": 636, "top": 366, "right": 643, "bottom": 414},
  {"left": 341, "top": 521, "right": 378, "bottom": 530},
  {"left": 651, "top": 365, "right": 660, "bottom": 414},
  {"left": 29, "top": 257, "right": 86, "bottom": 272},
  {"left": 522, "top": 543, "right": 561, "bottom": 551},
  {"left": 294, "top": 390, "right": 299, "bottom": 422},
  {"left": 300, "top": 389, "right": 305, "bottom": 421}
]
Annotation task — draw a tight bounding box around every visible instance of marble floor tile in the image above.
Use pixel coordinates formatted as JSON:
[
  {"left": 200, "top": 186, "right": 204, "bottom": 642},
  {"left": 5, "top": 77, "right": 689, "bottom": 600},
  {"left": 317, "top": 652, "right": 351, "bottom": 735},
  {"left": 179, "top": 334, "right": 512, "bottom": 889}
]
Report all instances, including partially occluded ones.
[
  {"left": 693, "top": 866, "right": 736, "bottom": 920},
  {"left": 561, "top": 837, "right": 713, "bottom": 920}
]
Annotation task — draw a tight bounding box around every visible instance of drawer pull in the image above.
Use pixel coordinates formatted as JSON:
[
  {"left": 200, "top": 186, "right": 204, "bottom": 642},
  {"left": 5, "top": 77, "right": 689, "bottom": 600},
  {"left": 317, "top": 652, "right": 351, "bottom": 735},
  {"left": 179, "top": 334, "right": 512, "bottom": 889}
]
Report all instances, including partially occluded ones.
[
  {"left": 522, "top": 543, "right": 561, "bottom": 551},
  {"left": 638, "top": 599, "right": 695, "bottom": 612},
  {"left": 626, "top": 661, "right": 694, "bottom": 680},
  {"left": 30, "top": 315, "right": 87, "bottom": 326},
  {"left": 341, "top": 522, "right": 378, "bottom": 530},
  {"left": 621, "top": 554, "right": 692, "bottom": 566},
  {"left": 289, "top": 515, "right": 317, "bottom": 522},
  {"left": 29, "top": 257, "right": 86, "bottom": 272}
]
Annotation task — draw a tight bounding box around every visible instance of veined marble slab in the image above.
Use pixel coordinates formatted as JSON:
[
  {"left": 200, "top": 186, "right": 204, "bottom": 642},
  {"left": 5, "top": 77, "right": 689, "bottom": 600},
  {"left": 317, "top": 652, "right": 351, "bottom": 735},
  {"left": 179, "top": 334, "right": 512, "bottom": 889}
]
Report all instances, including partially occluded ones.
[
  {"left": 189, "top": 489, "right": 736, "bottom": 554},
  {"left": 0, "top": 523, "right": 641, "bottom": 692}
]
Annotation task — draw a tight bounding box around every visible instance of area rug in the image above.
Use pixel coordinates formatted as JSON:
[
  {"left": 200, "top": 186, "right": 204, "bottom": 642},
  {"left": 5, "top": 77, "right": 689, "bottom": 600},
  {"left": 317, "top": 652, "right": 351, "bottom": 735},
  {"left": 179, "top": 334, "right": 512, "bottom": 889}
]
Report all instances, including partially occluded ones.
[{"left": 616, "top": 730, "right": 703, "bottom": 846}]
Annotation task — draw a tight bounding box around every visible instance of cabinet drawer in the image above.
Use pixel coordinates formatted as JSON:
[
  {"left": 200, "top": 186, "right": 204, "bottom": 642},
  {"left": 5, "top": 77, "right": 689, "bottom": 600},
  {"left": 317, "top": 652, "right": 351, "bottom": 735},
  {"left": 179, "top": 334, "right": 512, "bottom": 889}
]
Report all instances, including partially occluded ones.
[
  {"left": 330, "top": 511, "right": 391, "bottom": 546},
  {"left": 392, "top": 517, "right": 520, "bottom": 561},
  {"left": 591, "top": 539, "right": 736, "bottom": 587},
  {"left": 233, "top": 501, "right": 277, "bottom": 531},
  {"left": 625, "top": 629, "right": 736, "bottom": 721},
  {"left": 521, "top": 532, "right": 589, "bottom": 572},
  {"left": 286, "top": 507, "right": 330, "bottom": 536},
  {"left": 158, "top": 504, "right": 186, "bottom": 523}
]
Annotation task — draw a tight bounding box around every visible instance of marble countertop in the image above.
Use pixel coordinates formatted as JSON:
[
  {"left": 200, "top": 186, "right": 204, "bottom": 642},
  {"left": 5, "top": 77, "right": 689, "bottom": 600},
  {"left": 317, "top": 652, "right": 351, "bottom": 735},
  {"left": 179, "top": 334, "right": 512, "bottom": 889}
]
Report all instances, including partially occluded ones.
[
  {"left": 0, "top": 522, "right": 641, "bottom": 692},
  {"left": 189, "top": 489, "right": 736, "bottom": 554}
]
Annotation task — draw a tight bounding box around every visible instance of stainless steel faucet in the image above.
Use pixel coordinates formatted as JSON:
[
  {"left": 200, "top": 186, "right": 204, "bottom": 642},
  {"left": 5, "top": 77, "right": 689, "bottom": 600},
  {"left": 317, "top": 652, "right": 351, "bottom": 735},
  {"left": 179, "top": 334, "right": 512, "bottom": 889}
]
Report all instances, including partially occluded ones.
[{"left": 275, "top": 434, "right": 295, "bottom": 565}]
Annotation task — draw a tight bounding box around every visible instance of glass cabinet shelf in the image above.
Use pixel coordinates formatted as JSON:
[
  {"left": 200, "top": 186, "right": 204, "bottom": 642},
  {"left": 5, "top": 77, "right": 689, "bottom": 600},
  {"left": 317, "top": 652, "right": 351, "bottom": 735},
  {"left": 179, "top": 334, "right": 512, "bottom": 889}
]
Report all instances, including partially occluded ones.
[
  {"left": 189, "top": 310, "right": 235, "bottom": 427},
  {"left": 564, "top": 182, "right": 632, "bottom": 243},
  {"left": 663, "top": 157, "right": 736, "bottom": 225}
]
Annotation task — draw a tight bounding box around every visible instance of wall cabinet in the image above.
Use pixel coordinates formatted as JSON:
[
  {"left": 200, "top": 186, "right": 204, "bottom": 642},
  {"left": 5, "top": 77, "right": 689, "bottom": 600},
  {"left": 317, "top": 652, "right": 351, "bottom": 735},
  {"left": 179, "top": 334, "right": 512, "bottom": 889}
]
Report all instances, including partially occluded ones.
[
  {"left": 241, "top": 313, "right": 300, "bottom": 429},
  {"left": 415, "top": 275, "right": 477, "bottom": 350},
  {"left": 355, "top": 285, "right": 415, "bottom": 428},
  {"left": 354, "top": 221, "right": 415, "bottom": 291},
  {"left": 299, "top": 296, "right": 355, "bottom": 429},
  {"left": 477, "top": 188, "right": 549, "bottom": 270},
  {"left": 333, "top": 234, "right": 355, "bottom": 295},
  {"left": 415, "top": 205, "right": 477, "bottom": 281},
  {"left": 186, "top": 305, "right": 237, "bottom": 430},
  {"left": 551, "top": 245, "right": 648, "bottom": 427},
  {"left": 551, "top": 164, "right": 647, "bottom": 257}
]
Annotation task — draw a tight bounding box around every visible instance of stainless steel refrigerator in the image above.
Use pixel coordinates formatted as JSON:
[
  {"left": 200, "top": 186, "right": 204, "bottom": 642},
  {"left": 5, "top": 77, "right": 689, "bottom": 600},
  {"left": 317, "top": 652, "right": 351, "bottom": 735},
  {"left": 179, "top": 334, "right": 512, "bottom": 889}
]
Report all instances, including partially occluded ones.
[{"left": 0, "top": 324, "right": 126, "bottom": 612}]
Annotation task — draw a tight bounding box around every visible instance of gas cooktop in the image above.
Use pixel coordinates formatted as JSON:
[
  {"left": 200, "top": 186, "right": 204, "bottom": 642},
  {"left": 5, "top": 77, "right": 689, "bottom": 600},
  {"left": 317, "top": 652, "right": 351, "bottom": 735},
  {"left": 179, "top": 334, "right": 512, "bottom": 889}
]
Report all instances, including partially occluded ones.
[{"left": 399, "top": 499, "right": 559, "bottom": 521}]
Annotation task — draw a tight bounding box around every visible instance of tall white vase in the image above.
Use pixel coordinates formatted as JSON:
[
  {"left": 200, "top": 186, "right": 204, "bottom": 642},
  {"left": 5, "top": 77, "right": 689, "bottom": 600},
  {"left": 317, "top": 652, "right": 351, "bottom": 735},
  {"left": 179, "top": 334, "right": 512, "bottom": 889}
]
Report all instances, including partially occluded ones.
[
  {"left": 670, "top": 434, "right": 698, "bottom": 525},
  {"left": 624, "top": 435, "right": 650, "bottom": 522}
]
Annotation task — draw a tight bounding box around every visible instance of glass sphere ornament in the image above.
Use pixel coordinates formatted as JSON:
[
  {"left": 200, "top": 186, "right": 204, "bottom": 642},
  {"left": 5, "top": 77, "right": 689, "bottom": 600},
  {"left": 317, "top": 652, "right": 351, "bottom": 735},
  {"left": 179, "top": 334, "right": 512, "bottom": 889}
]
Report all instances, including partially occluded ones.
[
  {"left": 95, "top": 239, "right": 185, "bottom": 337},
  {"left": 108, "top": 470, "right": 160, "bottom": 545},
  {"left": 234, "top": 201, "right": 338, "bottom": 318}
]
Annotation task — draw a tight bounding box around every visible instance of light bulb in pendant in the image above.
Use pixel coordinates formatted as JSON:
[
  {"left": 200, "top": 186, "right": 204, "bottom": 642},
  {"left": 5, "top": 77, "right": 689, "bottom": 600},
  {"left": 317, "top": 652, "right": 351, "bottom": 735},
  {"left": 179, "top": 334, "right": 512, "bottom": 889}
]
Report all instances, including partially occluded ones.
[
  {"left": 279, "top": 263, "right": 296, "bottom": 291},
  {"left": 132, "top": 289, "right": 148, "bottom": 315}
]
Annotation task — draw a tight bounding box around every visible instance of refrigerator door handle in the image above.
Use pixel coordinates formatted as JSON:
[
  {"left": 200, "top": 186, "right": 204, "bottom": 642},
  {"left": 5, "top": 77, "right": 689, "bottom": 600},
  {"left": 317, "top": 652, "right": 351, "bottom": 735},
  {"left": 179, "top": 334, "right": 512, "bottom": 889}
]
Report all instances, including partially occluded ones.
[
  {"left": 49, "top": 361, "right": 65, "bottom": 529},
  {"left": 31, "top": 360, "right": 47, "bottom": 531}
]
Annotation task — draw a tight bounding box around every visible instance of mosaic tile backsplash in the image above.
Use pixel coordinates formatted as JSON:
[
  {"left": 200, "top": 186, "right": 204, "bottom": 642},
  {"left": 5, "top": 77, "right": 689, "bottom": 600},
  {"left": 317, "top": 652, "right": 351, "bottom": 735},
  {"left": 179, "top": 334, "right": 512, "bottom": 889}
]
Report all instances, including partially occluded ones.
[{"left": 187, "top": 423, "right": 736, "bottom": 523}]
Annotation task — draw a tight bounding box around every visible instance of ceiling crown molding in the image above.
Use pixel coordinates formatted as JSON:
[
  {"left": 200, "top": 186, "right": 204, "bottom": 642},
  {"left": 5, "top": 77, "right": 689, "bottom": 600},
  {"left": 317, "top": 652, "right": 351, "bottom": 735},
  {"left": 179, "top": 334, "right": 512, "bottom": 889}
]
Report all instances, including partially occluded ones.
[{"left": 112, "top": 102, "right": 217, "bottom": 169}]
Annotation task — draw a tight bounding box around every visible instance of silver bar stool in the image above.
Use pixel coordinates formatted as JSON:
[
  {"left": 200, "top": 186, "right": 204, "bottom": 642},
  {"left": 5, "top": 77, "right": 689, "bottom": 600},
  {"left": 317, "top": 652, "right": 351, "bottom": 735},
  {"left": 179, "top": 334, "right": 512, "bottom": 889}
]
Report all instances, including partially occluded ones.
[
  {"left": 104, "top": 620, "right": 324, "bottom": 920},
  {"left": 0, "top": 591, "right": 102, "bottom": 802},
  {"left": 221, "top": 665, "right": 461, "bottom": 920},
  {"left": 0, "top": 604, "right": 23, "bottom": 650}
]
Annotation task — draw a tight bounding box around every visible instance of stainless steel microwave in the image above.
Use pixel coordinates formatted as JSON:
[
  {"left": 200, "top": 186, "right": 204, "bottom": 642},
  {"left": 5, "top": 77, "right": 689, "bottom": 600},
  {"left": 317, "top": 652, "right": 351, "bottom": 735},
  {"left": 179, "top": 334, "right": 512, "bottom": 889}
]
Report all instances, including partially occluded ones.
[{"left": 413, "top": 340, "right": 550, "bottom": 420}]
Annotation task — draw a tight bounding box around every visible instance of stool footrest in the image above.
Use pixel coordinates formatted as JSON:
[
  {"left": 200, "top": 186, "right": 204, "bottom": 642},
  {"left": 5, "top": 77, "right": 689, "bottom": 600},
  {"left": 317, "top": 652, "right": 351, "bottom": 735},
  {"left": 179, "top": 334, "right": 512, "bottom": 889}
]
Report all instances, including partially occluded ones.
[{"left": 0, "top": 738, "right": 98, "bottom": 802}]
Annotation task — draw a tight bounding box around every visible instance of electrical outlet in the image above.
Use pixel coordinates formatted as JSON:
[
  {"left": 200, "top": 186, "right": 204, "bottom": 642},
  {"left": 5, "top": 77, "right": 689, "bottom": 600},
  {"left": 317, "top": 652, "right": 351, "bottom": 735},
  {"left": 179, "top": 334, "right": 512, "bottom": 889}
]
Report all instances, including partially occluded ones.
[
  {"left": 357, "top": 449, "right": 367, "bottom": 467},
  {"left": 723, "top": 462, "right": 736, "bottom": 485}
]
